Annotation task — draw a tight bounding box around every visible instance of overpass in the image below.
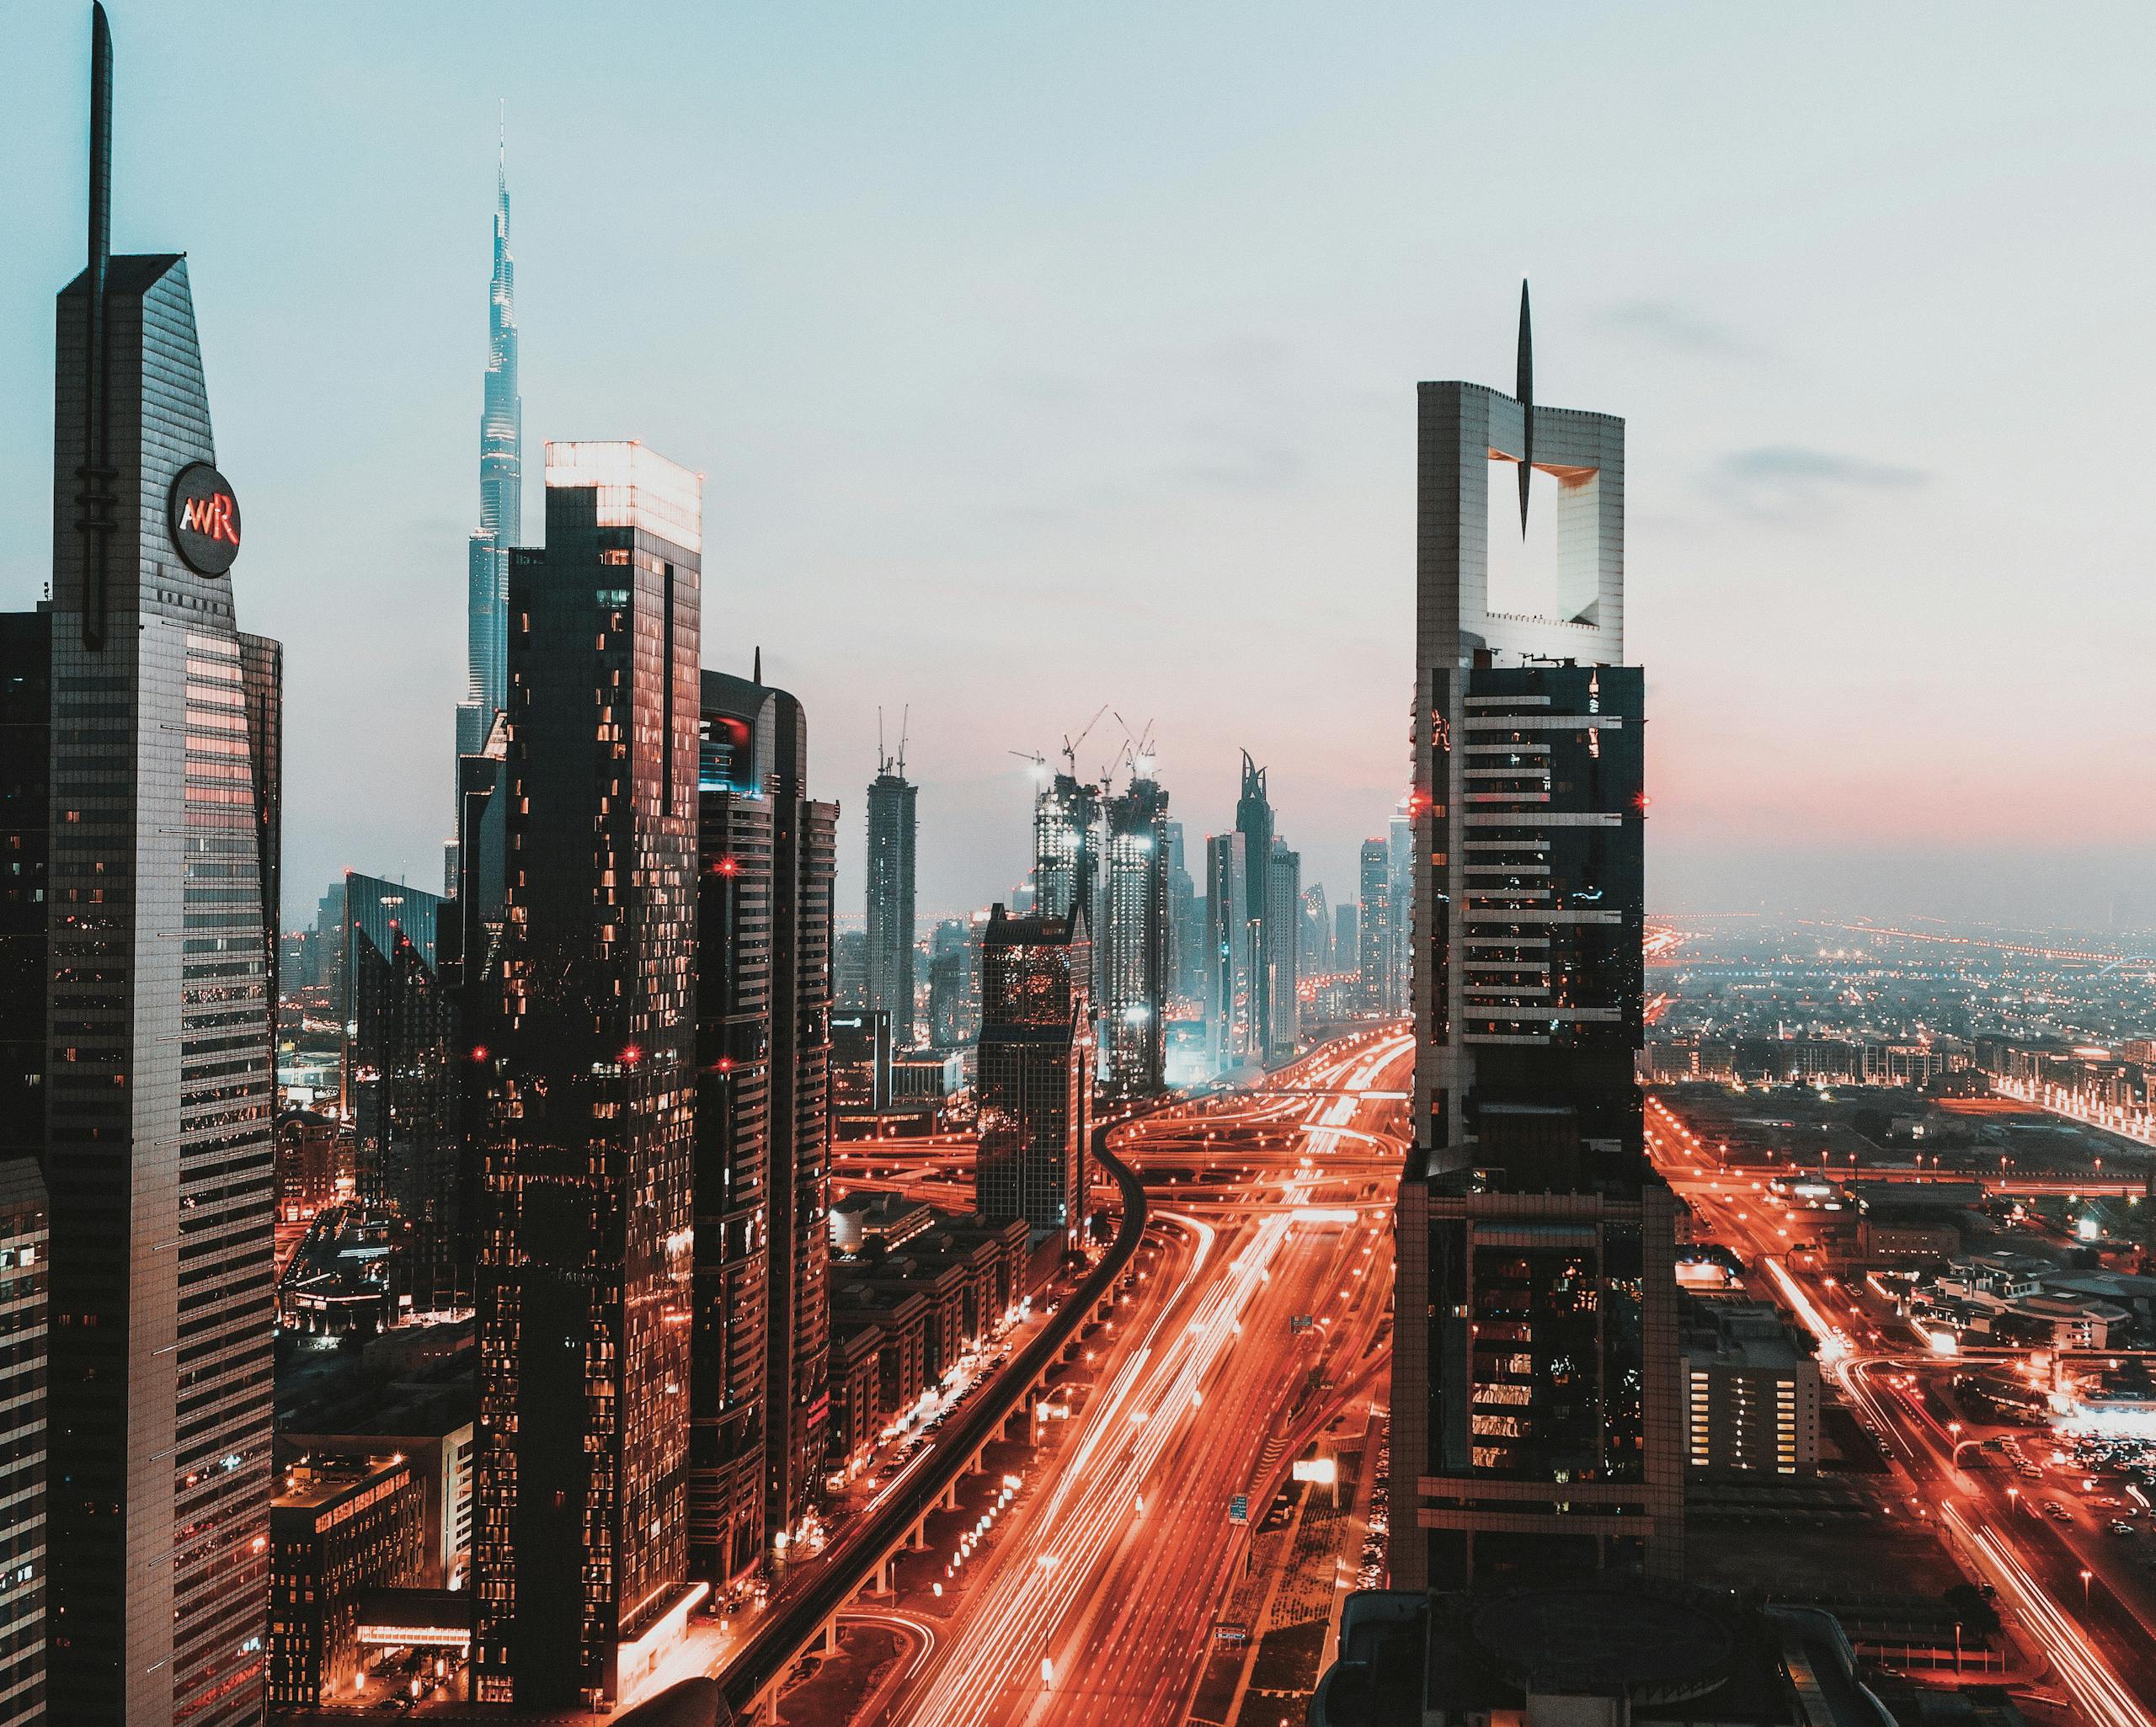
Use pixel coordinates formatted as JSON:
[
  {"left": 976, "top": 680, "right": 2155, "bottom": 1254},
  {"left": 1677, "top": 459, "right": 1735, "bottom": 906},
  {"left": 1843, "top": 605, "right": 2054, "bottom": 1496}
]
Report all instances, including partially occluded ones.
[{"left": 1705, "top": 1162, "right": 2154, "bottom": 1202}]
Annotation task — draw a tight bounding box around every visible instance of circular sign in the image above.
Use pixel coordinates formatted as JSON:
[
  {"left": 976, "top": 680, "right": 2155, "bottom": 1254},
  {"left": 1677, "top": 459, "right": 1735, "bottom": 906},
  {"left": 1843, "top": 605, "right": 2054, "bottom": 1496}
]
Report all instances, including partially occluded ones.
[{"left": 167, "top": 461, "right": 242, "bottom": 576}]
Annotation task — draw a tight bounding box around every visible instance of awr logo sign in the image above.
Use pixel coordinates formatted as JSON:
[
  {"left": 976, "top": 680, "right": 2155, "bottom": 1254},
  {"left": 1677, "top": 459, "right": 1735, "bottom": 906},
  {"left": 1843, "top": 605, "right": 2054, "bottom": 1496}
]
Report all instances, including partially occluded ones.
[
  {"left": 177, "top": 490, "right": 237, "bottom": 545},
  {"left": 167, "top": 461, "right": 242, "bottom": 577}
]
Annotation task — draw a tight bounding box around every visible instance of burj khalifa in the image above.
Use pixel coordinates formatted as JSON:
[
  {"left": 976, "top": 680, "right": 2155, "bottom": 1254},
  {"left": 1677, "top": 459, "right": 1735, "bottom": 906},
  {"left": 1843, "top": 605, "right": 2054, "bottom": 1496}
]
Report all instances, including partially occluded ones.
[{"left": 456, "top": 139, "right": 522, "bottom": 760}]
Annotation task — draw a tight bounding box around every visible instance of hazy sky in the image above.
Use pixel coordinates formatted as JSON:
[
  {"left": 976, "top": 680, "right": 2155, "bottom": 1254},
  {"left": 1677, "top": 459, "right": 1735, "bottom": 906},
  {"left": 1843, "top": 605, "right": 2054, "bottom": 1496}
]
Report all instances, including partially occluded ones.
[{"left": 4, "top": 3, "right": 2152, "bottom": 930}]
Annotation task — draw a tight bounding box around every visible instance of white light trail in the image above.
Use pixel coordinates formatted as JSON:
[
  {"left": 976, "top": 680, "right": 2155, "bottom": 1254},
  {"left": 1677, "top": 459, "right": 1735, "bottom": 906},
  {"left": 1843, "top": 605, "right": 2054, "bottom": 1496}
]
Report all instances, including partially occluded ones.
[{"left": 1944, "top": 1504, "right": 2151, "bottom": 1727}]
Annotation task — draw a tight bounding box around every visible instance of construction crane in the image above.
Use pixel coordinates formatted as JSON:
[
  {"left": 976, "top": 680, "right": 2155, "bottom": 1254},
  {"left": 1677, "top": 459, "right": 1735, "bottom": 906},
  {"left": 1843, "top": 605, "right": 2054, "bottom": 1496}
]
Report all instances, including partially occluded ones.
[
  {"left": 877, "top": 704, "right": 910, "bottom": 777},
  {"left": 1007, "top": 748, "right": 1049, "bottom": 781},
  {"left": 1112, "top": 711, "right": 1158, "bottom": 782},
  {"left": 1061, "top": 705, "right": 1108, "bottom": 780}
]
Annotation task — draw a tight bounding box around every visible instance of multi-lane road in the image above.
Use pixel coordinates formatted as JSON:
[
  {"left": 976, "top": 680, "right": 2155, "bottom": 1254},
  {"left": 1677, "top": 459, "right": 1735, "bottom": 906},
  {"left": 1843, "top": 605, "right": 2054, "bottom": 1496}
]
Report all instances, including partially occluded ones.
[
  {"left": 873, "top": 1030, "right": 1412, "bottom": 1727},
  {"left": 1649, "top": 1094, "right": 2156, "bottom": 1727}
]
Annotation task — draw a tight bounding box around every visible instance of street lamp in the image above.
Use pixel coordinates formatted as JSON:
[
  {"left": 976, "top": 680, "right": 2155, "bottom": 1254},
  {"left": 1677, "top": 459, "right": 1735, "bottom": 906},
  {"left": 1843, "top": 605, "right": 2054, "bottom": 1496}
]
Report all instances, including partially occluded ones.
[{"left": 2081, "top": 1568, "right": 2094, "bottom": 1607}]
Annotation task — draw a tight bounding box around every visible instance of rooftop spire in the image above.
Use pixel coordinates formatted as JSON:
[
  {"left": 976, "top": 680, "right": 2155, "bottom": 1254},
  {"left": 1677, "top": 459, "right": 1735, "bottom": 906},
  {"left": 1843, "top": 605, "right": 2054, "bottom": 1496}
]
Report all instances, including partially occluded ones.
[
  {"left": 1515, "top": 279, "right": 1534, "bottom": 537},
  {"left": 78, "top": 1, "right": 117, "bottom": 648}
]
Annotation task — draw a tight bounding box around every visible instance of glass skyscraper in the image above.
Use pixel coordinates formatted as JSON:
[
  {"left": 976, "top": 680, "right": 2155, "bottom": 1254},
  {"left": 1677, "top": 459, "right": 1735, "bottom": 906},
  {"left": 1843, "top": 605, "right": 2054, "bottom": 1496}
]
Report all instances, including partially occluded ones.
[
  {"left": 974, "top": 906, "right": 1094, "bottom": 1242},
  {"left": 1099, "top": 774, "right": 1169, "bottom": 1094},
  {"left": 344, "top": 872, "right": 462, "bottom": 1309},
  {"left": 36, "top": 17, "right": 283, "bottom": 1719},
  {"left": 456, "top": 144, "right": 522, "bottom": 762},
  {"left": 863, "top": 764, "right": 917, "bottom": 1048},
  {"left": 471, "top": 443, "right": 701, "bottom": 1708},
  {"left": 693, "top": 666, "right": 837, "bottom": 1580},
  {"left": 1388, "top": 359, "right": 1680, "bottom": 1592}
]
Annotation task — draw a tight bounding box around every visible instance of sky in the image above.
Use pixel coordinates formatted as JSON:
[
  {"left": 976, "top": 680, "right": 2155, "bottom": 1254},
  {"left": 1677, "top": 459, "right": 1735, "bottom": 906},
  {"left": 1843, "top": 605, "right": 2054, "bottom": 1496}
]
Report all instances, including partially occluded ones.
[{"left": 4, "top": 3, "right": 2153, "bottom": 933}]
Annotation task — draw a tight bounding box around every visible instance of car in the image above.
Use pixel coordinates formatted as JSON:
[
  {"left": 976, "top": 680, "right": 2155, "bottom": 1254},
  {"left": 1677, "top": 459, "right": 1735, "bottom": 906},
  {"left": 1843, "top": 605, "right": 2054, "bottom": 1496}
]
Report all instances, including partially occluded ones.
[{"left": 2111, "top": 1521, "right": 2137, "bottom": 1537}]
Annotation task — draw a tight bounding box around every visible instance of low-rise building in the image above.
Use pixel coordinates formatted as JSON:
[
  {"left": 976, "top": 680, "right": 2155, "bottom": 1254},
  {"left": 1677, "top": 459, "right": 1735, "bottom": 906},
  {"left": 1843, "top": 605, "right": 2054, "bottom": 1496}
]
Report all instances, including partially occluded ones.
[
  {"left": 275, "top": 1108, "right": 355, "bottom": 1224},
  {"left": 1679, "top": 1298, "right": 1821, "bottom": 1477},
  {"left": 270, "top": 1447, "right": 427, "bottom": 1708},
  {"left": 282, "top": 1415, "right": 475, "bottom": 1591},
  {"left": 831, "top": 1282, "right": 931, "bottom": 1426},
  {"left": 1310, "top": 1580, "right": 1891, "bottom": 1726},
  {"left": 830, "top": 1191, "right": 935, "bottom": 1259},
  {"left": 828, "top": 1323, "right": 887, "bottom": 1475}
]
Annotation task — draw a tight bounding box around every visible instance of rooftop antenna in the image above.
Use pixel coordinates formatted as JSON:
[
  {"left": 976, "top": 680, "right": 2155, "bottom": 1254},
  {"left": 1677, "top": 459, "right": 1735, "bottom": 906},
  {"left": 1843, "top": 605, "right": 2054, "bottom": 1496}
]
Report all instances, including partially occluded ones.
[
  {"left": 895, "top": 704, "right": 910, "bottom": 779},
  {"left": 77, "top": 2, "right": 116, "bottom": 649},
  {"left": 878, "top": 706, "right": 887, "bottom": 776},
  {"left": 1515, "top": 278, "right": 1534, "bottom": 537},
  {"left": 752, "top": 644, "right": 762, "bottom": 685}
]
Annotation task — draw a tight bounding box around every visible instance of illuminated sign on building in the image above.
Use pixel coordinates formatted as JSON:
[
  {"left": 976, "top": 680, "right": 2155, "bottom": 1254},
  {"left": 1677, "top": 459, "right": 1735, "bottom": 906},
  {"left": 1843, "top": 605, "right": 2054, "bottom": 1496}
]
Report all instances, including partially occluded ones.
[{"left": 167, "top": 461, "right": 242, "bottom": 575}]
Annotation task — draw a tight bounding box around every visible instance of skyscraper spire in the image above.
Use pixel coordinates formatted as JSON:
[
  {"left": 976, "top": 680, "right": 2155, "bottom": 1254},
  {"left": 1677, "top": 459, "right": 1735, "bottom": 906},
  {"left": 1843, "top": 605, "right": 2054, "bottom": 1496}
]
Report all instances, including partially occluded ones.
[
  {"left": 457, "top": 120, "right": 523, "bottom": 760},
  {"left": 1515, "top": 277, "right": 1534, "bottom": 536}
]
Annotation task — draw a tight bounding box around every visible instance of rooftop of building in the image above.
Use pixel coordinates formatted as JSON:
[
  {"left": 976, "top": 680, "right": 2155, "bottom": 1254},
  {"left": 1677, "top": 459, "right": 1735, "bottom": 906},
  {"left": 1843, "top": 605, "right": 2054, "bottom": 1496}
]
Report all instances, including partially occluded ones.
[
  {"left": 273, "top": 1445, "right": 412, "bottom": 1513},
  {"left": 983, "top": 902, "right": 1083, "bottom": 947},
  {"left": 1680, "top": 1295, "right": 1816, "bottom": 1371},
  {"left": 1311, "top": 1580, "right": 1892, "bottom": 1727}
]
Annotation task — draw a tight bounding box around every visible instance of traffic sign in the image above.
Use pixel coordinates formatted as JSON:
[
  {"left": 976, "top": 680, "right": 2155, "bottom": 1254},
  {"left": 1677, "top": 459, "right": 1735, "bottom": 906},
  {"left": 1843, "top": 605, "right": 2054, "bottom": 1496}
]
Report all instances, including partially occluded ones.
[{"left": 1229, "top": 1495, "right": 1249, "bottom": 1523}]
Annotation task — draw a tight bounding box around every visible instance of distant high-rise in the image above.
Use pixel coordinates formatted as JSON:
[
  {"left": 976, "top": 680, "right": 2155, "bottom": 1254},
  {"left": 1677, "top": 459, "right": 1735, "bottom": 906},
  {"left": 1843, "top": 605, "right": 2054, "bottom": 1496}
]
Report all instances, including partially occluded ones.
[
  {"left": 1358, "top": 838, "right": 1390, "bottom": 1014},
  {"left": 833, "top": 927, "right": 867, "bottom": 1010},
  {"left": 1267, "top": 839, "right": 1301, "bottom": 1059},
  {"left": 1299, "top": 881, "right": 1330, "bottom": 975},
  {"left": 1333, "top": 902, "right": 1358, "bottom": 983},
  {"left": 1388, "top": 797, "right": 1414, "bottom": 1017},
  {"left": 1164, "top": 820, "right": 1200, "bottom": 1005},
  {"left": 1202, "top": 833, "right": 1251, "bottom": 1073},
  {"left": 975, "top": 906, "right": 1094, "bottom": 1241},
  {"left": 471, "top": 443, "right": 701, "bottom": 1707},
  {"left": 456, "top": 139, "right": 523, "bottom": 762},
  {"left": 1388, "top": 315, "right": 1678, "bottom": 1591},
  {"left": 1032, "top": 771, "right": 1101, "bottom": 929},
  {"left": 1234, "top": 753, "right": 1273, "bottom": 1057},
  {"left": 344, "top": 873, "right": 461, "bottom": 1309},
  {"left": 692, "top": 666, "right": 837, "bottom": 1581},
  {"left": 864, "top": 752, "right": 918, "bottom": 1048},
  {"left": 927, "top": 915, "right": 982, "bottom": 1048},
  {"left": 33, "top": 15, "right": 283, "bottom": 1719},
  {"left": 1099, "top": 774, "right": 1170, "bottom": 1094}
]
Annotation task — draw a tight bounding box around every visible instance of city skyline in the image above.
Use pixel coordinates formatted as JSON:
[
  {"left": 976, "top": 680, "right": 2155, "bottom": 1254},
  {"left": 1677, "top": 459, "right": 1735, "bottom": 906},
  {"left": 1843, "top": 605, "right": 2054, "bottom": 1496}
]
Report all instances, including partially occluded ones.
[
  {"left": 4, "top": 5, "right": 2153, "bottom": 929},
  {"left": 7, "top": 11, "right": 2156, "bottom": 1725}
]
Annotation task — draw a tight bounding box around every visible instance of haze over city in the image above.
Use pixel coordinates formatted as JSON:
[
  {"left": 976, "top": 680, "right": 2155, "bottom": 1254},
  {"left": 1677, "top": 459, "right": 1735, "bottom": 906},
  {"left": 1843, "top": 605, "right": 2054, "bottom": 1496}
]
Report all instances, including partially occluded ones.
[
  {"left": 9, "top": 8, "right": 2156, "bottom": 1727},
  {"left": 3, "top": 2, "right": 2151, "bottom": 927}
]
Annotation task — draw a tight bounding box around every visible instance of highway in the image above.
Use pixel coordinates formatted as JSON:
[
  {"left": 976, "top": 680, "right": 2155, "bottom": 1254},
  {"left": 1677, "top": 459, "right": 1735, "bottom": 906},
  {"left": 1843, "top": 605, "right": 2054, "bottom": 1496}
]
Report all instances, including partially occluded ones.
[
  {"left": 1649, "top": 1094, "right": 2156, "bottom": 1727},
  {"left": 877, "top": 1029, "right": 1412, "bottom": 1727}
]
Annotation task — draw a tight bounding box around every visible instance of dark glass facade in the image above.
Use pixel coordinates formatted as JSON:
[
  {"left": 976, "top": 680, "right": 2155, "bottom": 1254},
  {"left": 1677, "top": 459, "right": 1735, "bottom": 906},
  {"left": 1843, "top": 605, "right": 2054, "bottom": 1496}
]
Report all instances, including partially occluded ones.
[
  {"left": 1390, "top": 381, "right": 1679, "bottom": 1594},
  {"left": 863, "top": 770, "right": 916, "bottom": 1048},
  {"left": 691, "top": 673, "right": 774, "bottom": 1584},
  {"left": 1234, "top": 752, "right": 1274, "bottom": 1059},
  {"left": 344, "top": 873, "right": 462, "bottom": 1309},
  {"left": 44, "top": 250, "right": 280, "bottom": 1727},
  {"left": 1099, "top": 777, "right": 1168, "bottom": 1095},
  {"left": 763, "top": 706, "right": 835, "bottom": 1552},
  {"left": 0, "top": 1161, "right": 49, "bottom": 1723},
  {"left": 0, "top": 611, "right": 50, "bottom": 1165},
  {"left": 974, "top": 907, "right": 1093, "bottom": 1241},
  {"left": 471, "top": 445, "right": 700, "bottom": 1707},
  {"left": 690, "top": 665, "right": 838, "bottom": 1569}
]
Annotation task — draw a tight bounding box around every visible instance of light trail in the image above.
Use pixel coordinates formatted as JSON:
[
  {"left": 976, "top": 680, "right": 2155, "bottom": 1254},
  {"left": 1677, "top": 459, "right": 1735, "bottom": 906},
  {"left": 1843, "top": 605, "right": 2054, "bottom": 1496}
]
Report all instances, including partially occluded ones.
[
  {"left": 1758, "top": 1253, "right": 1849, "bottom": 1367},
  {"left": 1945, "top": 1504, "right": 2151, "bottom": 1727},
  {"left": 894, "top": 1034, "right": 1410, "bottom": 1727}
]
